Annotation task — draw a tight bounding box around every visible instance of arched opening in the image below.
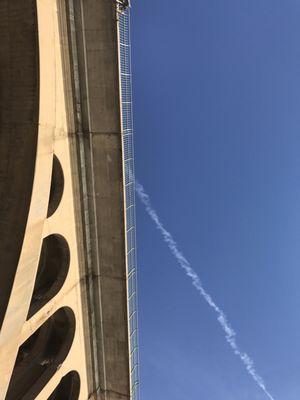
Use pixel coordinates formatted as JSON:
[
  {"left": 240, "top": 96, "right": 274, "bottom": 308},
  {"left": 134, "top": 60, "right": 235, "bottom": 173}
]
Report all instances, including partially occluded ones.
[
  {"left": 6, "top": 307, "right": 76, "bottom": 400},
  {"left": 28, "top": 234, "right": 70, "bottom": 319},
  {"left": 48, "top": 371, "right": 80, "bottom": 400},
  {"left": 47, "top": 154, "right": 64, "bottom": 218}
]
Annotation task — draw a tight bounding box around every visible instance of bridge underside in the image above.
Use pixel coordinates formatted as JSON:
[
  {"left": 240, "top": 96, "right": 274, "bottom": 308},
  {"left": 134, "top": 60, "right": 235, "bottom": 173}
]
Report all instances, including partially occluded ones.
[{"left": 0, "top": 1, "right": 131, "bottom": 399}]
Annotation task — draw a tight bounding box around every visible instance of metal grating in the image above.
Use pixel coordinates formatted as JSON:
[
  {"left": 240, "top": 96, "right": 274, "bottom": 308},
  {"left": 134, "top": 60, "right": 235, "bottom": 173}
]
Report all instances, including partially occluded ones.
[{"left": 117, "top": 5, "right": 140, "bottom": 400}]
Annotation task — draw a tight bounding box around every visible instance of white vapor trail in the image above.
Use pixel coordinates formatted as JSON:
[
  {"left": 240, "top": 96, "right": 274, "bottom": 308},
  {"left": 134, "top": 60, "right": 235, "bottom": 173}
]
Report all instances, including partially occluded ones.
[{"left": 135, "top": 180, "right": 275, "bottom": 400}]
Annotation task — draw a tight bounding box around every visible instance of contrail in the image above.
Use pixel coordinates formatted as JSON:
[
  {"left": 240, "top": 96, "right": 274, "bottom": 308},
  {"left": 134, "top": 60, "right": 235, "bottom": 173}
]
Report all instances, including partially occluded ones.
[{"left": 135, "top": 180, "right": 275, "bottom": 400}]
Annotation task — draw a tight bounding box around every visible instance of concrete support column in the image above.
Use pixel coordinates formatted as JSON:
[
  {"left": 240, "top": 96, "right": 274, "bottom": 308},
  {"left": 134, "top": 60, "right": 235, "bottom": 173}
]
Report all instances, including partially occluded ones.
[{"left": 71, "top": 1, "right": 130, "bottom": 399}]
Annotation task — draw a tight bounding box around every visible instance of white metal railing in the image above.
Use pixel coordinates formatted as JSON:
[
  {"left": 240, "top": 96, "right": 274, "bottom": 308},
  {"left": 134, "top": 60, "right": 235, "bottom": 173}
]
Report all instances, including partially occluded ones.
[{"left": 117, "top": 5, "right": 140, "bottom": 400}]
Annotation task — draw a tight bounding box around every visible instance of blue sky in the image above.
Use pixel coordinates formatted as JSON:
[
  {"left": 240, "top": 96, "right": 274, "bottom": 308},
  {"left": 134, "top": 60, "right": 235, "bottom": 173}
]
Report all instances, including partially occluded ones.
[{"left": 131, "top": 1, "right": 300, "bottom": 399}]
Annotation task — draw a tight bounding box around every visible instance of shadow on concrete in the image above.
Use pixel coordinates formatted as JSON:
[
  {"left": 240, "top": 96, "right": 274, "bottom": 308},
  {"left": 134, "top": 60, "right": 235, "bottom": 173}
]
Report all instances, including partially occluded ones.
[
  {"left": 6, "top": 307, "right": 75, "bottom": 400},
  {"left": 28, "top": 234, "right": 70, "bottom": 319},
  {"left": 48, "top": 371, "right": 80, "bottom": 400},
  {"left": 47, "top": 155, "right": 64, "bottom": 218},
  {"left": 0, "top": 0, "right": 39, "bottom": 329}
]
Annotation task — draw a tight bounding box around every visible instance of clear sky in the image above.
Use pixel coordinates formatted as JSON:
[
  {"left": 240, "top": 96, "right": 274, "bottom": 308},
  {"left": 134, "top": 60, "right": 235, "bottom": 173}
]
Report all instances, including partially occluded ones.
[{"left": 131, "top": 1, "right": 300, "bottom": 399}]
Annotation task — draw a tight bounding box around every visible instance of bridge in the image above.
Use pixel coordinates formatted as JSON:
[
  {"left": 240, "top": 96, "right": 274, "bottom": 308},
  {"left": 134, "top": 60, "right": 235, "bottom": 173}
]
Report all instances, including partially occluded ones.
[{"left": 0, "top": 1, "right": 139, "bottom": 399}]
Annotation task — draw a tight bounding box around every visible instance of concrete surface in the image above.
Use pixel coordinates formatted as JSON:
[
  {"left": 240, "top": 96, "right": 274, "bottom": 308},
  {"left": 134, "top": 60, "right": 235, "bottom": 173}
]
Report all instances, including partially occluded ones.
[
  {"left": 0, "top": 1, "right": 131, "bottom": 399},
  {"left": 72, "top": 0, "right": 131, "bottom": 398}
]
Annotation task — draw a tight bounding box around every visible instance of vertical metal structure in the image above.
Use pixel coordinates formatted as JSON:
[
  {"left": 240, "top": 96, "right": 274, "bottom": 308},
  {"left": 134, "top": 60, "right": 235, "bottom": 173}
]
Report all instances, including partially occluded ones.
[{"left": 117, "top": 5, "right": 140, "bottom": 400}]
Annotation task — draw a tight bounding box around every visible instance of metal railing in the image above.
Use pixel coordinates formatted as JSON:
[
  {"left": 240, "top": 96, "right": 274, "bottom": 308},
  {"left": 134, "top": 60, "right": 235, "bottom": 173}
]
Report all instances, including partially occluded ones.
[{"left": 117, "top": 5, "right": 140, "bottom": 400}]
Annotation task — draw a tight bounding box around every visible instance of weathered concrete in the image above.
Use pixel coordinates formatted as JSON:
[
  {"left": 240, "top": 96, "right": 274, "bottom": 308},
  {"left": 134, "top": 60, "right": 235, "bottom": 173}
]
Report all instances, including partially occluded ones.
[
  {"left": 72, "top": 0, "right": 131, "bottom": 398},
  {"left": 0, "top": 1, "right": 130, "bottom": 399}
]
